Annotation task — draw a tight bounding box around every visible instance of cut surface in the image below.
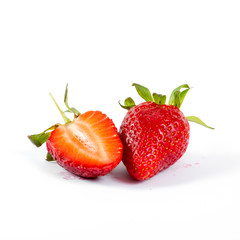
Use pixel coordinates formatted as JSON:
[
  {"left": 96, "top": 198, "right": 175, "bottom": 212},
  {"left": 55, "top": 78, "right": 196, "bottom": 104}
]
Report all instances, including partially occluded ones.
[{"left": 46, "top": 111, "right": 123, "bottom": 177}]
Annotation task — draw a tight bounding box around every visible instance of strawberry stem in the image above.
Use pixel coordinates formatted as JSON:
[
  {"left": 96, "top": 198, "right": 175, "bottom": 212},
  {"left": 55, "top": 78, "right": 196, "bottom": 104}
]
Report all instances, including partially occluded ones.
[
  {"left": 64, "top": 83, "right": 80, "bottom": 118},
  {"left": 49, "top": 92, "right": 71, "bottom": 124}
]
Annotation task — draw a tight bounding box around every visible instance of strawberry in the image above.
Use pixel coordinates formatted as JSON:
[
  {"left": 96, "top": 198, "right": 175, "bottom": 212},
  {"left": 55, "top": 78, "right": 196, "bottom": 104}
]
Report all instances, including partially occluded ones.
[
  {"left": 28, "top": 84, "right": 123, "bottom": 178},
  {"left": 119, "top": 83, "right": 213, "bottom": 181}
]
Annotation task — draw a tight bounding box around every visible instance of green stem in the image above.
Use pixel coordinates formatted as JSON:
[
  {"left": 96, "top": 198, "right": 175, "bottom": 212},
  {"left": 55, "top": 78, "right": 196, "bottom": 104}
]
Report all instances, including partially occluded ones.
[
  {"left": 64, "top": 83, "right": 80, "bottom": 118},
  {"left": 49, "top": 92, "right": 71, "bottom": 123}
]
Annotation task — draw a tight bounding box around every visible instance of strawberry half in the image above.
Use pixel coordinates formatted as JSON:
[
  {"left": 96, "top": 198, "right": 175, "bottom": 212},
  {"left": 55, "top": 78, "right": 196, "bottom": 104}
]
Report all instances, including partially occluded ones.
[
  {"left": 119, "top": 83, "right": 213, "bottom": 181},
  {"left": 28, "top": 84, "right": 123, "bottom": 178}
]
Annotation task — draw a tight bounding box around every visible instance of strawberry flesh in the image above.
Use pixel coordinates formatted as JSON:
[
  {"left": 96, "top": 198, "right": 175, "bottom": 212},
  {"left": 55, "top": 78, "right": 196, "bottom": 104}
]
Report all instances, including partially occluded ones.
[{"left": 47, "top": 111, "right": 123, "bottom": 178}]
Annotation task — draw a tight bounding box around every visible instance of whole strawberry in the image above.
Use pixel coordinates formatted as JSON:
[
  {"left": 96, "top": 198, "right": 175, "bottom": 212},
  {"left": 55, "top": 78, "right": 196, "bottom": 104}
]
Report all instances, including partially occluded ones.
[
  {"left": 28, "top": 84, "right": 123, "bottom": 178},
  {"left": 119, "top": 83, "right": 213, "bottom": 180}
]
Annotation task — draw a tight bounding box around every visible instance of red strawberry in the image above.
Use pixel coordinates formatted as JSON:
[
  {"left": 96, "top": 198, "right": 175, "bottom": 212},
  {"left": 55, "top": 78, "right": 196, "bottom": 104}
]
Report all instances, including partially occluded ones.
[
  {"left": 28, "top": 84, "right": 123, "bottom": 178},
  {"left": 119, "top": 83, "right": 213, "bottom": 180}
]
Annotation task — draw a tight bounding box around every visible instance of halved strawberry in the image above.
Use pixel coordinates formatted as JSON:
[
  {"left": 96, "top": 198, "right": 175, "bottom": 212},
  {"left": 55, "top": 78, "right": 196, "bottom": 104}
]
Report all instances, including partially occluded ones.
[
  {"left": 28, "top": 84, "right": 123, "bottom": 178},
  {"left": 47, "top": 111, "right": 122, "bottom": 178}
]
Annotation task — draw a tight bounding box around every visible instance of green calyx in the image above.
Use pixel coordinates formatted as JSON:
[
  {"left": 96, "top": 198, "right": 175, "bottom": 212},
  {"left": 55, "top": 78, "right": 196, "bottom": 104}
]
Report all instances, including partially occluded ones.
[
  {"left": 46, "top": 152, "right": 54, "bottom": 161},
  {"left": 118, "top": 97, "right": 136, "bottom": 110},
  {"left": 186, "top": 116, "right": 214, "bottom": 130},
  {"left": 28, "top": 124, "right": 60, "bottom": 147},
  {"left": 168, "top": 84, "right": 191, "bottom": 108},
  {"left": 119, "top": 83, "right": 214, "bottom": 130},
  {"left": 119, "top": 83, "right": 167, "bottom": 109},
  {"left": 28, "top": 84, "right": 81, "bottom": 150}
]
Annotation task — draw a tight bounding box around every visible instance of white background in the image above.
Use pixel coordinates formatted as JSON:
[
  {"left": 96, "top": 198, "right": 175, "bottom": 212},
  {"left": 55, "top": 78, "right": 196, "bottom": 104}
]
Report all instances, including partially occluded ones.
[{"left": 0, "top": 1, "right": 240, "bottom": 239}]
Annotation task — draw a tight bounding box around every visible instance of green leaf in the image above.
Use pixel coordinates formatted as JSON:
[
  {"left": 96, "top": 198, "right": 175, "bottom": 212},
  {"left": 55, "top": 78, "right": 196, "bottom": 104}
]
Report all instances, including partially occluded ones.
[
  {"left": 169, "top": 84, "right": 190, "bottom": 108},
  {"left": 28, "top": 124, "right": 60, "bottom": 147},
  {"left": 171, "top": 84, "right": 190, "bottom": 93},
  {"left": 173, "top": 91, "right": 181, "bottom": 108},
  {"left": 64, "top": 83, "right": 80, "bottom": 117},
  {"left": 124, "top": 97, "right": 135, "bottom": 106},
  {"left": 132, "top": 83, "right": 154, "bottom": 102},
  {"left": 152, "top": 93, "right": 161, "bottom": 103},
  {"left": 65, "top": 107, "right": 80, "bottom": 114},
  {"left": 46, "top": 152, "right": 55, "bottom": 161},
  {"left": 160, "top": 95, "right": 167, "bottom": 105},
  {"left": 152, "top": 93, "right": 166, "bottom": 105},
  {"left": 187, "top": 116, "right": 214, "bottom": 129},
  {"left": 179, "top": 88, "right": 190, "bottom": 107},
  {"left": 28, "top": 132, "right": 51, "bottom": 147},
  {"left": 119, "top": 97, "right": 136, "bottom": 110}
]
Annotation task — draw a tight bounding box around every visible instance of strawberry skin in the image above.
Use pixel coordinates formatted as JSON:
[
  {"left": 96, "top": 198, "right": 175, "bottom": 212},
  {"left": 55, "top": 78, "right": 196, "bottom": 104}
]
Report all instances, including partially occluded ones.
[
  {"left": 46, "top": 111, "right": 123, "bottom": 178},
  {"left": 119, "top": 102, "right": 190, "bottom": 180}
]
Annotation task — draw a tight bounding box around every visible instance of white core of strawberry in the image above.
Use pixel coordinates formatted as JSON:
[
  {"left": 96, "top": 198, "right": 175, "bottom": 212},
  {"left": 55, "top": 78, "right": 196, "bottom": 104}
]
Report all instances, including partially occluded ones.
[{"left": 67, "top": 123, "right": 96, "bottom": 152}]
